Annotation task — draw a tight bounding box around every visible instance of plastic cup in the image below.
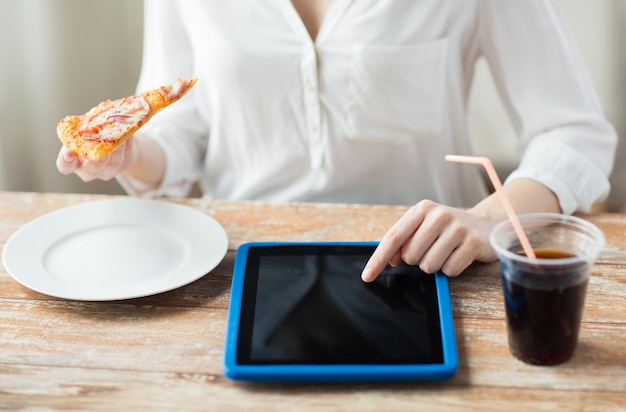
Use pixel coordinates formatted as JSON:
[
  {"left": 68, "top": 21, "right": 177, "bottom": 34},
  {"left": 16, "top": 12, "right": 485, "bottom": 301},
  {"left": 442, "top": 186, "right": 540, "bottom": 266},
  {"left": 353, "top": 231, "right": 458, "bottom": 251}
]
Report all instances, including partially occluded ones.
[{"left": 489, "top": 213, "right": 604, "bottom": 366}]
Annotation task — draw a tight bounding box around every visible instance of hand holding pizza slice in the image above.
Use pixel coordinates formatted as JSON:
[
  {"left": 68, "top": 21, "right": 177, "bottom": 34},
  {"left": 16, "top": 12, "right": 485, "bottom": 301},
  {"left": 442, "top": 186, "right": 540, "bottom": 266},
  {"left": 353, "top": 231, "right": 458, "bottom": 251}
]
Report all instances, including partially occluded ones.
[{"left": 57, "top": 77, "right": 197, "bottom": 162}]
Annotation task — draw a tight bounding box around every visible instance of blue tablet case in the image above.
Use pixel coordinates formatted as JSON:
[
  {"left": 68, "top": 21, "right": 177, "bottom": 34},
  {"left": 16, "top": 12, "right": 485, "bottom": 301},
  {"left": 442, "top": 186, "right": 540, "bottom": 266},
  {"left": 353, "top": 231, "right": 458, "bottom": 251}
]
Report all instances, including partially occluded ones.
[{"left": 223, "top": 242, "right": 458, "bottom": 382}]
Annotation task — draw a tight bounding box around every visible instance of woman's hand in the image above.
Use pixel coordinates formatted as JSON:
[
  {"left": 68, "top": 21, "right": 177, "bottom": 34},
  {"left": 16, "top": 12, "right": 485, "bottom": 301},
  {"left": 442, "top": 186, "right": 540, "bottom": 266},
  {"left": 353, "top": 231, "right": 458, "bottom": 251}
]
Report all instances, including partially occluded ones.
[
  {"left": 56, "top": 134, "right": 166, "bottom": 192},
  {"left": 56, "top": 137, "right": 138, "bottom": 182},
  {"left": 361, "top": 200, "right": 498, "bottom": 281},
  {"left": 361, "top": 178, "right": 562, "bottom": 281}
]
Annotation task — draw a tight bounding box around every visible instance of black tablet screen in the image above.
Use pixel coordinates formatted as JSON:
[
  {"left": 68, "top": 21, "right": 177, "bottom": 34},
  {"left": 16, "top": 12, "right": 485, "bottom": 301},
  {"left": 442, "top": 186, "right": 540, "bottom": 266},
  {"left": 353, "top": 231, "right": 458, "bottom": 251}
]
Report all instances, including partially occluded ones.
[{"left": 237, "top": 245, "right": 443, "bottom": 365}]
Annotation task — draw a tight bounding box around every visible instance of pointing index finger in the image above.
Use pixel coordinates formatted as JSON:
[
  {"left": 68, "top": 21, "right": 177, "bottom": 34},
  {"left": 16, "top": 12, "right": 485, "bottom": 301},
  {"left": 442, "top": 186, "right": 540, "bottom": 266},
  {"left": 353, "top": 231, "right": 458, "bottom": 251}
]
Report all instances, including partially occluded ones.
[{"left": 361, "top": 207, "right": 424, "bottom": 282}]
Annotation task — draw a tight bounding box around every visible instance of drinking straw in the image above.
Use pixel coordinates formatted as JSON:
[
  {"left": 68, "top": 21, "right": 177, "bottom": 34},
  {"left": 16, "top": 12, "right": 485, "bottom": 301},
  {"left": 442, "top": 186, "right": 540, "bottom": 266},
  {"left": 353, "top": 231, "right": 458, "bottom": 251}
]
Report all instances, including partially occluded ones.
[{"left": 445, "top": 154, "right": 536, "bottom": 259}]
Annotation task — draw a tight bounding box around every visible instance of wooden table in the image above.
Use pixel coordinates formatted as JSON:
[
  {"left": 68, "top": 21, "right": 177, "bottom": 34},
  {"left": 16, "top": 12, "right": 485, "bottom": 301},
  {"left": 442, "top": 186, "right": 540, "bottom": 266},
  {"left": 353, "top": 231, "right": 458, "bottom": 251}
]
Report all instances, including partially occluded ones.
[{"left": 0, "top": 192, "right": 624, "bottom": 411}]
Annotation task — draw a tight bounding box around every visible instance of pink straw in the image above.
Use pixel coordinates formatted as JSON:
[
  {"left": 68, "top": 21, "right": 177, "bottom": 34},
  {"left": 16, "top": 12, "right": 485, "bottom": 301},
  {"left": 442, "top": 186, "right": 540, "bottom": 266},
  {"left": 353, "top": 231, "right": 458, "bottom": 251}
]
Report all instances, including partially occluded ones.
[{"left": 445, "top": 154, "right": 536, "bottom": 260}]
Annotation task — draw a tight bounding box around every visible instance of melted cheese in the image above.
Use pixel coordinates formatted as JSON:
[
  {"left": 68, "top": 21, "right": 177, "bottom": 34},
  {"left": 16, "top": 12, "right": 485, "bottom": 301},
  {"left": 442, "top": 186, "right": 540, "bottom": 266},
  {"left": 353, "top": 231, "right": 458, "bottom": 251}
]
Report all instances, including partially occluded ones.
[
  {"left": 79, "top": 96, "right": 150, "bottom": 141},
  {"left": 169, "top": 79, "right": 183, "bottom": 98}
]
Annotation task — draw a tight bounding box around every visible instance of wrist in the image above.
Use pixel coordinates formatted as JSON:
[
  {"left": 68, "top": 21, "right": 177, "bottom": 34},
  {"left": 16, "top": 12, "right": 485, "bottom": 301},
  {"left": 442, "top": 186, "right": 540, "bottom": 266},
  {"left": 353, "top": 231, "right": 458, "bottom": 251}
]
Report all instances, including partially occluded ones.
[
  {"left": 468, "top": 177, "right": 561, "bottom": 222},
  {"left": 124, "top": 134, "right": 166, "bottom": 187}
]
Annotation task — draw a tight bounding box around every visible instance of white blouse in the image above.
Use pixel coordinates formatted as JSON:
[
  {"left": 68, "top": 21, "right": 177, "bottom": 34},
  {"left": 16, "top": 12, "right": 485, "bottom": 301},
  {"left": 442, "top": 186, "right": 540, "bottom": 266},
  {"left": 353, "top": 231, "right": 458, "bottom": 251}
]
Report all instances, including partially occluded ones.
[{"left": 128, "top": 0, "right": 616, "bottom": 213}]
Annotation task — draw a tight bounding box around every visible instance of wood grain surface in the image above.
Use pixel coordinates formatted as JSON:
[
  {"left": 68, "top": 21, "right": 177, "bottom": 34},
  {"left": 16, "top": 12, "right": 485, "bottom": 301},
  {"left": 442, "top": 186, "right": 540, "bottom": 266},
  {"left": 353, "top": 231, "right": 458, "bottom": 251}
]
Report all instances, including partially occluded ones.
[{"left": 0, "top": 192, "right": 624, "bottom": 411}]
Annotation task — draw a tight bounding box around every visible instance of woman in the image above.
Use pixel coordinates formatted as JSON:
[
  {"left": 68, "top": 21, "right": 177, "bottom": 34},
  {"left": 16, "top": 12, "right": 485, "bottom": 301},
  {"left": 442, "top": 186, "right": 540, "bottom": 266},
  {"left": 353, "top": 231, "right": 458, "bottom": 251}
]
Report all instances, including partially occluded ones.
[{"left": 57, "top": 0, "right": 616, "bottom": 281}]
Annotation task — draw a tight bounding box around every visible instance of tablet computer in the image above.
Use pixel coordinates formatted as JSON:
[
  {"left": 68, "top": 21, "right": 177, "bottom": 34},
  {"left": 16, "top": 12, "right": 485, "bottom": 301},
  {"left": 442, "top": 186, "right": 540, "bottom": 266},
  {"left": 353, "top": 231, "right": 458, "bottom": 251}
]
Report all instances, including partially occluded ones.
[{"left": 223, "top": 242, "right": 458, "bottom": 382}]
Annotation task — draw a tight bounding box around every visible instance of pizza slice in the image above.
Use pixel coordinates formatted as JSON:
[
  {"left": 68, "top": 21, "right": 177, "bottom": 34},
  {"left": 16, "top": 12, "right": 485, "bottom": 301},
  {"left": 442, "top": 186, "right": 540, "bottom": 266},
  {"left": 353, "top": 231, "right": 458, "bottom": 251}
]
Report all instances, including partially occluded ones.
[{"left": 57, "top": 77, "right": 198, "bottom": 162}]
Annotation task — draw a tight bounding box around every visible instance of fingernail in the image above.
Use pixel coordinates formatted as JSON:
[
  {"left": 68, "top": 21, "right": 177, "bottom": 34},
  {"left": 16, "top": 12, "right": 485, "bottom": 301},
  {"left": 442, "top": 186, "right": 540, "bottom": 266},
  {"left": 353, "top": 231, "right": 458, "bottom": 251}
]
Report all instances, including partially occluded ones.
[{"left": 361, "top": 268, "right": 373, "bottom": 282}]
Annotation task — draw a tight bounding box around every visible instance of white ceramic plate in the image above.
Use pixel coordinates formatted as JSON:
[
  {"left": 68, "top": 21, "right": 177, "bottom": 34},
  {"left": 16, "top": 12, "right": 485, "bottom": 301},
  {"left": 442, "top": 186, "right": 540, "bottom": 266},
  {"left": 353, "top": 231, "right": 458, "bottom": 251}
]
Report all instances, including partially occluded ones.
[{"left": 2, "top": 198, "right": 228, "bottom": 301}]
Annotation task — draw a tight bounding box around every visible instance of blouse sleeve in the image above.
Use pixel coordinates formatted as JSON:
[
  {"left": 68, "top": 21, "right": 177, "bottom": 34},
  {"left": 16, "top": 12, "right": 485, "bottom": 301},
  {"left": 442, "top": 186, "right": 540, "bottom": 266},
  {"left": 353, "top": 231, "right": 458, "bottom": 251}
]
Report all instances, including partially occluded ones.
[
  {"left": 118, "top": 0, "right": 208, "bottom": 198},
  {"left": 477, "top": 0, "right": 617, "bottom": 213}
]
